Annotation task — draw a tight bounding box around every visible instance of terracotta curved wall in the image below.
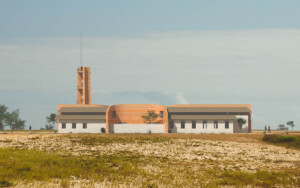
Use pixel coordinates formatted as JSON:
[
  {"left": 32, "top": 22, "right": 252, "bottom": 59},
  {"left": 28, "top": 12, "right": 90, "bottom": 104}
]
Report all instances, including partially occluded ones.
[{"left": 107, "top": 104, "right": 168, "bottom": 133}]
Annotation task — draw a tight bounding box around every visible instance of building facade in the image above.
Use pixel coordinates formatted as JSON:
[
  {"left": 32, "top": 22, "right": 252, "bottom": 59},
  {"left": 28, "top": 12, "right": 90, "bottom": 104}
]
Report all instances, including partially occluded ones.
[
  {"left": 107, "top": 104, "right": 168, "bottom": 134},
  {"left": 167, "top": 104, "right": 251, "bottom": 134},
  {"left": 57, "top": 67, "right": 252, "bottom": 134},
  {"left": 57, "top": 104, "right": 107, "bottom": 133}
]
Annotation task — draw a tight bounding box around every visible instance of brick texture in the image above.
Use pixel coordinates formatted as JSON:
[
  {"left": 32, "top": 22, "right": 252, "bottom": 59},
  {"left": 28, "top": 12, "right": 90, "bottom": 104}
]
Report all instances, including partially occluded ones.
[
  {"left": 76, "top": 67, "right": 91, "bottom": 104},
  {"left": 107, "top": 104, "right": 168, "bottom": 133}
]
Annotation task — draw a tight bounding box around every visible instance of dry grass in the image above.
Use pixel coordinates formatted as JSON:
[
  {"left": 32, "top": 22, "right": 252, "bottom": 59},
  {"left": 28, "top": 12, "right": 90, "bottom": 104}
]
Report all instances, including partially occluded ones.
[{"left": 0, "top": 133, "right": 299, "bottom": 187}]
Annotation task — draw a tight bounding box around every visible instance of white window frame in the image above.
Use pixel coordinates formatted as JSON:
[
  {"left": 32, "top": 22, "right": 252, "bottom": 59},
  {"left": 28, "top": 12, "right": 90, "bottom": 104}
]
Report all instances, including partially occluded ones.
[
  {"left": 203, "top": 121, "right": 207, "bottom": 129},
  {"left": 214, "top": 121, "right": 218, "bottom": 129}
]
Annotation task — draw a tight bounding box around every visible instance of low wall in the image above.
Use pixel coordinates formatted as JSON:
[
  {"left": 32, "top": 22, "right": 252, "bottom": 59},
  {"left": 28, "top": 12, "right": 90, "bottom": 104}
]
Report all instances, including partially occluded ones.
[{"left": 110, "top": 124, "right": 165, "bottom": 133}]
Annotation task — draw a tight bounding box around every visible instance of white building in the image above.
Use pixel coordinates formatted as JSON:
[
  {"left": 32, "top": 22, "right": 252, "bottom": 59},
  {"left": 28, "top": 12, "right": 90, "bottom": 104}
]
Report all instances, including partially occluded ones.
[
  {"left": 167, "top": 106, "right": 250, "bottom": 133},
  {"left": 57, "top": 105, "right": 108, "bottom": 134}
]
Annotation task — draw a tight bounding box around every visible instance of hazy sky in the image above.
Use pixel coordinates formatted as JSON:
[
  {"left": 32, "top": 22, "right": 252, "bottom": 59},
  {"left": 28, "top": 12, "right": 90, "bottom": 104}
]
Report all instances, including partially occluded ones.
[{"left": 1, "top": 1, "right": 300, "bottom": 130}]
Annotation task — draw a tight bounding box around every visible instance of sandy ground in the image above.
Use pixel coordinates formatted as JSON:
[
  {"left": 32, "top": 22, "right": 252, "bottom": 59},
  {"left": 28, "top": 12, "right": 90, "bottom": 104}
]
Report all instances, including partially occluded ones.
[{"left": 1, "top": 133, "right": 299, "bottom": 173}]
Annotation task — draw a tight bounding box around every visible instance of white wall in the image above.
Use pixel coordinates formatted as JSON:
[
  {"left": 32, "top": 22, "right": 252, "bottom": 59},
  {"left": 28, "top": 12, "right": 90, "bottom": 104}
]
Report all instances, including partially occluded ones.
[
  {"left": 58, "top": 121, "right": 106, "bottom": 133},
  {"left": 110, "top": 124, "right": 165, "bottom": 133},
  {"left": 169, "top": 120, "right": 234, "bottom": 134}
]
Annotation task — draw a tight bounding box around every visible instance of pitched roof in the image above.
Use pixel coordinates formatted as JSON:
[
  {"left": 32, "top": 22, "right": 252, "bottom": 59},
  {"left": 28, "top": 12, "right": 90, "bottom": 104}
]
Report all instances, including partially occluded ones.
[
  {"left": 170, "top": 115, "right": 237, "bottom": 120},
  {"left": 167, "top": 107, "right": 250, "bottom": 113},
  {"left": 57, "top": 115, "right": 106, "bottom": 120},
  {"left": 58, "top": 107, "right": 107, "bottom": 113}
]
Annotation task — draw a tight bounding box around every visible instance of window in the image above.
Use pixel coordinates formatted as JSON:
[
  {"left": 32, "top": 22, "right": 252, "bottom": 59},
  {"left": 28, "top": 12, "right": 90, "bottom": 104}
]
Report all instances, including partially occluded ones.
[
  {"left": 214, "top": 121, "right": 218, "bottom": 129},
  {"left": 225, "top": 121, "right": 229, "bottom": 129},
  {"left": 62, "top": 123, "right": 66, "bottom": 129},
  {"left": 72, "top": 123, "right": 76, "bottom": 129},
  {"left": 170, "top": 121, "right": 174, "bottom": 129},
  {"left": 181, "top": 121, "right": 185, "bottom": 129},
  {"left": 203, "top": 121, "right": 207, "bottom": 129},
  {"left": 192, "top": 120, "right": 196, "bottom": 129},
  {"left": 160, "top": 111, "right": 163, "bottom": 118},
  {"left": 112, "top": 111, "right": 116, "bottom": 118},
  {"left": 83, "top": 123, "right": 87, "bottom": 129}
]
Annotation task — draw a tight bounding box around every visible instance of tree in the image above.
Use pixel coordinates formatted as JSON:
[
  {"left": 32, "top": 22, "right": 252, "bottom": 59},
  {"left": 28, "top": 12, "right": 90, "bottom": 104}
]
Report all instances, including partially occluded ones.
[
  {"left": 14, "top": 119, "right": 26, "bottom": 130},
  {"left": 287, "top": 121, "right": 295, "bottom": 130},
  {"left": 5, "top": 109, "right": 26, "bottom": 130},
  {"left": 0, "top": 105, "right": 8, "bottom": 130},
  {"left": 142, "top": 111, "right": 158, "bottom": 124},
  {"left": 237, "top": 118, "right": 246, "bottom": 129},
  {"left": 45, "top": 113, "right": 57, "bottom": 130}
]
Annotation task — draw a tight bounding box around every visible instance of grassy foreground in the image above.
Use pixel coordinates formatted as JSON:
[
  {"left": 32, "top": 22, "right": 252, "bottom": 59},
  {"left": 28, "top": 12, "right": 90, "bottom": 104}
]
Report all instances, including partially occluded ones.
[
  {"left": 0, "top": 134, "right": 299, "bottom": 187},
  {"left": 0, "top": 148, "right": 298, "bottom": 187}
]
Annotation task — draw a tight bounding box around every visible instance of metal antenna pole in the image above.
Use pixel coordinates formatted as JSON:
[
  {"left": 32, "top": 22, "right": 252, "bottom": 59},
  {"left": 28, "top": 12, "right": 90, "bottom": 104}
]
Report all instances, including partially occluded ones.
[{"left": 80, "top": 32, "right": 82, "bottom": 67}]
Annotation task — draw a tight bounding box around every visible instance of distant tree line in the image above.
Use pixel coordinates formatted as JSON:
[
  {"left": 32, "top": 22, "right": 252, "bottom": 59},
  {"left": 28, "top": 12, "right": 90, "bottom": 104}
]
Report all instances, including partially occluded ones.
[{"left": 0, "top": 104, "right": 26, "bottom": 130}]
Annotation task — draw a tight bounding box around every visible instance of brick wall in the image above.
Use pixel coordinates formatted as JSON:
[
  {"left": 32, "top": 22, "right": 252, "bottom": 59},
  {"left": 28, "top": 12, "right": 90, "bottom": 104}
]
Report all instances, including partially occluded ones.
[
  {"left": 76, "top": 67, "right": 91, "bottom": 104},
  {"left": 107, "top": 104, "right": 168, "bottom": 133}
]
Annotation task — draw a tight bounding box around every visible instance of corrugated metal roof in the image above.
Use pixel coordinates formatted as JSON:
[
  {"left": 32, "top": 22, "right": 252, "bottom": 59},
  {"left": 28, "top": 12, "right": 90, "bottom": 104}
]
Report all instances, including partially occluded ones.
[
  {"left": 57, "top": 115, "right": 106, "bottom": 120},
  {"left": 59, "top": 119, "right": 104, "bottom": 123},
  {"left": 170, "top": 115, "right": 237, "bottom": 120},
  {"left": 167, "top": 107, "right": 250, "bottom": 113},
  {"left": 59, "top": 107, "right": 107, "bottom": 113}
]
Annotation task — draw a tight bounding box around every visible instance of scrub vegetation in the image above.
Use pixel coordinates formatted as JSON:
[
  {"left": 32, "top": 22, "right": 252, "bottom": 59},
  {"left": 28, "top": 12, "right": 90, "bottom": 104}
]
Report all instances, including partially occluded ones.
[
  {"left": 263, "top": 134, "right": 300, "bottom": 149},
  {"left": 0, "top": 133, "right": 299, "bottom": 187}
]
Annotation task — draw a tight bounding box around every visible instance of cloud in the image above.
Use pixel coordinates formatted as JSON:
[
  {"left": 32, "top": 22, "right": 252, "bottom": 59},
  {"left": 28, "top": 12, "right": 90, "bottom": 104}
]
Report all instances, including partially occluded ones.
[{"left": 176, "top": 94, "right": 189, "bottom": 104}]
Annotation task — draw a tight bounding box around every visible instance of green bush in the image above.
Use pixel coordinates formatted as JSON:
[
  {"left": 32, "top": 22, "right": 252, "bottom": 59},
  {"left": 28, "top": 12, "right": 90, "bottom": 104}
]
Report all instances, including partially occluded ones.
[
  {"left": 274, "top": 136, "right": 296, "bottom": 143},
  {"left": 263, "top": 135, "right": 297, "bottom": 143},
  {"left": 263, "top": 135, "right": 300, "bottom": 149}
]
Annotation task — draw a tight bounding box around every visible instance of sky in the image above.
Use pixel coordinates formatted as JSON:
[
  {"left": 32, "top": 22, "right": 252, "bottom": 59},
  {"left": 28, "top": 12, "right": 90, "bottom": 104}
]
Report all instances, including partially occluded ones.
[{"left": 0, "top": 0, "right": 300, "bottom": 130}]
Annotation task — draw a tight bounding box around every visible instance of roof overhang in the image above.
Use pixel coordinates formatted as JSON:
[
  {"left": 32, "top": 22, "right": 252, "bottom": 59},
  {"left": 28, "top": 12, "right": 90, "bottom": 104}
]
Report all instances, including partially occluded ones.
[
  {"left": 170, "top": 115, "right": 237, "bottom": 120},
  {"left": 57, "top": 115, "right": 106, "bottom": 120},
  {"left": 167, "top": 107, "right": 250, "bottom": 113},
  {"left": 58, "top": 107, "right": 107, "bottom": 113}
]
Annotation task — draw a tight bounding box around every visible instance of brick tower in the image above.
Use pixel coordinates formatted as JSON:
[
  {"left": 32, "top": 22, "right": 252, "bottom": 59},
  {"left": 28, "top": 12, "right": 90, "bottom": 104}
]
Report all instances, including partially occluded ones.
[{"left": 77, "top": 66, "right": 91, "bottom": 104}]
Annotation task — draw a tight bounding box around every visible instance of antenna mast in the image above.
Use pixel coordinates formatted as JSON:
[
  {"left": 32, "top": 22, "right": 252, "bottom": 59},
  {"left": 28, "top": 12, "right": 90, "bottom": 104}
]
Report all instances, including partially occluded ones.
[{"left": 80, "top": 32, "right": 83, "bottom": 67}]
